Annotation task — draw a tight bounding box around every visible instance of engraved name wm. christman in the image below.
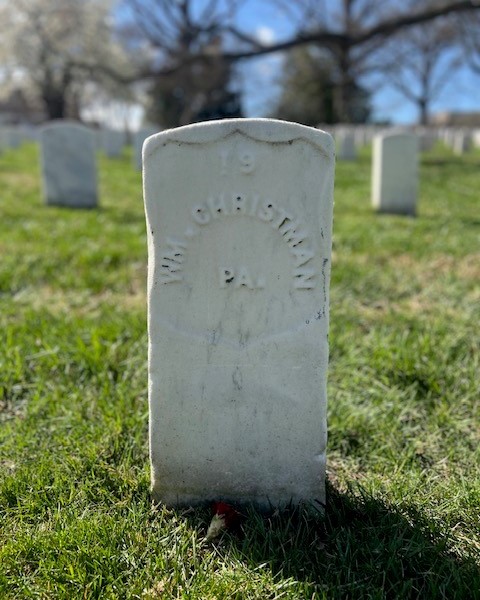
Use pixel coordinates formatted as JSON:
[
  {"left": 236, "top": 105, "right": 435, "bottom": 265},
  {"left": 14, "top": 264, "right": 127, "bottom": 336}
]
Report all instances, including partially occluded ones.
[{"left": 158, "top": 192, "right": 317, "bottom": 289}]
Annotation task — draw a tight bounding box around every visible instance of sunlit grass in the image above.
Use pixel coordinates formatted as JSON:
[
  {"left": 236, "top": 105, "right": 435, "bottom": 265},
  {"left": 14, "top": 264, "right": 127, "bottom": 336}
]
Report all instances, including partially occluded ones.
[{"left": 1, "top": 142, "right": 479, "bottom": 598}]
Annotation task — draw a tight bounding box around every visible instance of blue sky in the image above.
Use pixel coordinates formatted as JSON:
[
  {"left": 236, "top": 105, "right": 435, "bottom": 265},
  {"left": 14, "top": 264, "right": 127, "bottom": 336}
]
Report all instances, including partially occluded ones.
[
  {"left": 231, "top": 1, "right": 480, "bottom": 124},
  {"left": 103, "top": 1, "right": 480, "bottom": 128}
]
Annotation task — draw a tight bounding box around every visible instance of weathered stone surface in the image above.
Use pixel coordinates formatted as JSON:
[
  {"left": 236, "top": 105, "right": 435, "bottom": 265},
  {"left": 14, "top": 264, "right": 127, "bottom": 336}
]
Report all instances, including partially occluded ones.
[
  {"left": 40, "top": 121, "right": 98, "bottom": 208},
  {"left": 143, "top": 118, "right": 335, "bottom": 508},
  {"left": 372, "top": 131, "right": 418, "bottom": 215}
]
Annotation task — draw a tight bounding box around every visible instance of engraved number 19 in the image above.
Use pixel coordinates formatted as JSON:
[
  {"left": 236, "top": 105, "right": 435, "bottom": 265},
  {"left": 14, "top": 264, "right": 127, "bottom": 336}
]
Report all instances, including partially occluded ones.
[{"left": 220, "top": 150, "right": 255, "bottom": 174}]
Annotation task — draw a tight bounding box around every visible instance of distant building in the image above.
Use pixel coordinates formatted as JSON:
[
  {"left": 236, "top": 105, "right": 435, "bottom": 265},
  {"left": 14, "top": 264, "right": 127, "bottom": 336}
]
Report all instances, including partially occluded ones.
[{"left": 430, "top": 111, "right": 480, "bottom": 126}]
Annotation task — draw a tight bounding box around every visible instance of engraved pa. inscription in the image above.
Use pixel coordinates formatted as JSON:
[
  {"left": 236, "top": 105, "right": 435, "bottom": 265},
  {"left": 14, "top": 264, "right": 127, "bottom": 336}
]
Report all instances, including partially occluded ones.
[
  {"left": 158, "top": 192, "right": 317, "bottom": 290},
  {"left": 219, "top": 267, "right": 265, "bottom": 289}
]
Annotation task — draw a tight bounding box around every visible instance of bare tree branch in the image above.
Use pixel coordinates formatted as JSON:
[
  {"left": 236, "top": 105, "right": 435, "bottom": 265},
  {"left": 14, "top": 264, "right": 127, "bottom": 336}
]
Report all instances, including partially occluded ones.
[{"left": 206, "top": 1, "right": 474, "bottom": 58}]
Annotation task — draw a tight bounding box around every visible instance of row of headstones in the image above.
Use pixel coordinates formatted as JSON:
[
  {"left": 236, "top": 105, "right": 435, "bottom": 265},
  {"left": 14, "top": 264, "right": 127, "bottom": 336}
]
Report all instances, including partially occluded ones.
[
  {"left": 325, "top": 125, "right": 480, "bottom": 160},
  {"left": 1, "top": 120, "right": 461, "bottom": 215},
  {"left": 0, "top": 126, "right": 31, "bottom": 149},
  {"left": 0, "top": 122, "right": 160, "bottom": 167},
  {"left": 3, "top": 121, "right": 480, "bottom": 160},
  {"left": 322, "top": 128, "right": 419, "bottom": 215},
  {"left": 3, "top": 121, "right": 161, "bottom": 208}
]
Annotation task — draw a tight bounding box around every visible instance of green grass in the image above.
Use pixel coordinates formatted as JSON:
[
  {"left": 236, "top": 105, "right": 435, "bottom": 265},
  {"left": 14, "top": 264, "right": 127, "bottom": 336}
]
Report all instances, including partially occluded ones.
[{"left": 1, "top": 142, "right": 479, "bottom": 599}]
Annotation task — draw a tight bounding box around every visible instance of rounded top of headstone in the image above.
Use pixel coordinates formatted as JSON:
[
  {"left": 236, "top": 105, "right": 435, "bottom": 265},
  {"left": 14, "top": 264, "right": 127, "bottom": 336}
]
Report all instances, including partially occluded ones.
[
  {"left": 39, "top": 120, "right": 93, "bottom": 134},
  {"left": 143, "top": 118, "right": 334, "bottom": 163}
]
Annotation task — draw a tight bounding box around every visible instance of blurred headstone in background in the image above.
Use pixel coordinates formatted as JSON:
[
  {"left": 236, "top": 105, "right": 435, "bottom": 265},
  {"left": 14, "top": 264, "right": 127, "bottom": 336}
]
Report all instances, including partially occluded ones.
[
  {"left": 452, "top": 131, "right": 471, "bottom": 155},
  {"left": 40, "top": 121, "right": 98, "bottom": 208},
  {"left": 336, "top": 128, "right": 356, "bottom": 161},
  {"left": 372, "top": 131, "right": 418, "bottom": 215},
  {"left": 102, "top": 128, "right": 126, "bottom": 158}
]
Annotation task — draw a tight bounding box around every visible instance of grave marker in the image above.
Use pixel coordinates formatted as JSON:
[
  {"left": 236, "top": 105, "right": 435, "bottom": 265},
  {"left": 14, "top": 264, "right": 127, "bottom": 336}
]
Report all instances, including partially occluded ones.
[
  {"left": 472, "top": 129, "right": 480, "bottom": 149},
  {"left": 102, "top": 128, "right": 125, "bottom": 158},
  {"left": 336, "top": 129, "right": 356, "bottom": 160},
  {"left": 40, "top": 121, "right": 98, "bottom": 208},
  {"left": 372, "top": 131, "right": 418, "bottom": 215},
  {"left": 452, "top": 131, "right": 471, "bottom": 155},
  {"left": 143, "top": 119, "right": 335, "bottom": 508},
  {"left": 3, "top": 126, "right": 22, "bottom": 149}
]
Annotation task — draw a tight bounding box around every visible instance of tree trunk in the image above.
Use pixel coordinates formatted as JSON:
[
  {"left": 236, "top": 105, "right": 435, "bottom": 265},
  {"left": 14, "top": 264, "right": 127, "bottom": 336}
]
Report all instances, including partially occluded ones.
[
  {"left": 42, "top": 91, "right": 67, "bottom": 120},
  {"left": 336, "top": 46, "right": 353, "bottom": 123},
  {"left": 419, "top": 98, "right": 428, "bottom": 125},
  {"left": 40, "top": 67, "right": 72, "bottom": 120}
]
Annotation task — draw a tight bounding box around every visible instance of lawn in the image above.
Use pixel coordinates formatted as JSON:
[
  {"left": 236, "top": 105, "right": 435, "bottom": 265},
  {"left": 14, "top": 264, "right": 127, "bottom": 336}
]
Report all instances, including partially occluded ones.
[{"left": 0, "top": 140, "right": 479, "bottom": 599}]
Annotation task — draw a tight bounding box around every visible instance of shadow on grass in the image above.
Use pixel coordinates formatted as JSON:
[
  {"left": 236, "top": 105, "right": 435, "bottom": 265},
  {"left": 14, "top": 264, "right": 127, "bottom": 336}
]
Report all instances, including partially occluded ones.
[{"left": 196, "top": 480, "right": 479, "bottom": 599}]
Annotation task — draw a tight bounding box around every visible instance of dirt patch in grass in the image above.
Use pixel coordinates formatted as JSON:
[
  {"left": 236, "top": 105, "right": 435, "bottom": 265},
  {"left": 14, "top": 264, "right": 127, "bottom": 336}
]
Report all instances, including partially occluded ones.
[
  {"left": 1, "top": 170, "right": 40, "bottom": 191},
  {"left": 335, "top": 252, "right": 480, "bottom": 282},
  {"left": 11, "top": 285, "right": 146, "bottom": 315},
  {"left": 356, "top": 290, "right": 478, "bottom": 320},
  {"left": 389, "top": 253, "right": 480, "bottom": 282},
  {"left": 339, "top": 252, "right": 479, "bottom": 318},
  {"left": 0, "top": 397, "right": 28, "bottom": 422}
]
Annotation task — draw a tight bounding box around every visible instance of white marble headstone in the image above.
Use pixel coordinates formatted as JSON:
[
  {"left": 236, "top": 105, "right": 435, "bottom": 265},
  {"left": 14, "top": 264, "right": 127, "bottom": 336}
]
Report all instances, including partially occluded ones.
[
  {"left": 336, "top": 129, "right": 356, "bottom": 160},
  {"left": 472, "top": 129, "right": 480, "bottom": 149},
  {"left": 354, "top": 127, "right": 367, "bottom": 149},
  {"left": 452, "top": 131, "right": 471, "bottom": 155},
  {"left": 4, "top": 127, "right": 22, "bottom": 149},
  {"left": 19, "top": 125, "right": 39, "bottom": 143},
  {"left": 102, "top": 128, "right": 125, "bottom": 158},
  {"left": 372, "top": 132, "right": 418, "bottom": 215},
  {"left": 143, "top": 118, "right": 335, "bottom": 508},
  {"left": 40, "top": 121, "right": 98, "bottom": 208},
  {"left": 418, "top": 131, "right": 435, "bottom": 152}
]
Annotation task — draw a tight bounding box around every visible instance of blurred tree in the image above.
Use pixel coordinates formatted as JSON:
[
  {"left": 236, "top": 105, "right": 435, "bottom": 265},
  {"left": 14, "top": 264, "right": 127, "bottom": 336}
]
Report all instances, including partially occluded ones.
[
  {"left": 0, "top": 0, "right": 130, "bottom": 120},
  {"left": 145, "top": 62, "right": 243, "bottom": 127},
  {"left": 378, "top": 18, "right": 462, "bottom": 124},
  {"left": 143, "top": 38, "right": 242, "bottom": 127},
  {"left": 272, "top": 45, "right": 370, "bottom": 125},
  {"left": 456, "top": 11, "right": 480, "bottom": 74},
  {"left": 272, "top": 47, "right": 336, "bottom": 126},
  {"left": 216, "top": 0, "right": 480, "bottom": 123},
  {"left": 118, "top": 1, "right": 243, "bottom": 126},
  {"left": 30, "top": 0, "right": 476, "bottom": 126}
]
